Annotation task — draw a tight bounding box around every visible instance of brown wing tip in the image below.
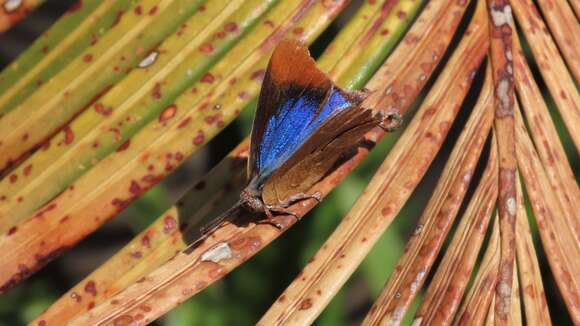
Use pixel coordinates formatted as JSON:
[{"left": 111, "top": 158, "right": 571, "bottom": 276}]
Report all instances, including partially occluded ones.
[{"left": 268, "top": 39, "right": 329, "bottom": 88}]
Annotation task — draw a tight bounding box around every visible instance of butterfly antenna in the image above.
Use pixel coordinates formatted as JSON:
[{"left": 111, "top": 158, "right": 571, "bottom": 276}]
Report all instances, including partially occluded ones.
[{"left": 199, "top": 203, "right": 243, "bottom": 237}]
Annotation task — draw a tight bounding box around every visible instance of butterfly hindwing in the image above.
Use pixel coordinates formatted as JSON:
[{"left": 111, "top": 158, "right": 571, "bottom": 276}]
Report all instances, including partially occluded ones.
[{"left": 261, "top": 98, "right": 378, "bottom": 206}]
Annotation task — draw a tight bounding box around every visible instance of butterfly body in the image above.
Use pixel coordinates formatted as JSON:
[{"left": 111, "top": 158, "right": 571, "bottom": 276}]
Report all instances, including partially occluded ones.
[
  {"left": 241, "top": 40, "right": 383, "bottom": 218},
  {"left": 201, "top": 39, "right": 400, "bottom": 234}
]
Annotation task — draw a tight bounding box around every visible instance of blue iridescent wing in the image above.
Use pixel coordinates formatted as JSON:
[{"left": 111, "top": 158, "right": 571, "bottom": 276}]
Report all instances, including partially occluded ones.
[
  {"left": 257, "top": 87, "right": 357, "bottom": 178},
  {"left": 248, "top": 40, "right": 359, "bottom": 184},
  {"left": 261, "top": 100, "right": 377, "bottom": 206}
]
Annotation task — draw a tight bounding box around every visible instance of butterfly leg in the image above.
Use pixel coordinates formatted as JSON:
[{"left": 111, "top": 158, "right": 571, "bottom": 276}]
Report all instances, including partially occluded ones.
[
  {"left": 199, "top": 204, "right": 244, "bottom": 236},
  {"left": 378, "top": 110, "right": 403, "bottom": 132},
  {"left": 257, "top": 192, "right": 322, "bottom": 229},
  {"left": 274, "top": 191, "right": 323, "bottom": 209}
]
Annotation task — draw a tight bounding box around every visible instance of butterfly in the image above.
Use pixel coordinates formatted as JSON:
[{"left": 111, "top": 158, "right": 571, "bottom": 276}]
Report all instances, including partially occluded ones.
[{"left": 202, "top": 39, "right": 401, "bottom": 233}]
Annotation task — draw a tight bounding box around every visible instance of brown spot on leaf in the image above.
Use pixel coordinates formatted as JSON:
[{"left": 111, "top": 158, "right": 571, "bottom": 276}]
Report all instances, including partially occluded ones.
[
  {"left": 140, "top": 304, "right": 152, "bottom": 312},
  {"left": 159, "top": 104, "right": 177, "bottom": 123},
  {"left": 116, "top": 139, "right": 131, "bottom": 152},
  {"left": 129, "top": 180, "right": 141, "bottom": 195},
  {"left": 42, "top": 140, "right": 51, "bottom": 151},
  {"left": 178, "top": 116, "right": 191, "bottom": 128},
  {"left": 420, "top": 62, "right": 432, "bottom": 74},
  {"left": 381, "top": 206, "right": 392, "bottom": 216},
  {"left": 199, "top": 102, "right": 210, "bottom": 111},
  {"left": 142, "top": 234, "right": 151, "bottom": 248},
  {"left": 34, "top": 203, "right": 57, "bottom": 218},
  {"left": 163, "top": 215, "right": 177, "bottom": 233},
  {"left": 7, "top": 226, "right": 17, "bottom": 236},
  {"left": 176, "top": 23, "right": 188, "bottom": 36},
  {"left": 200, "top": 73, "right": 215, "bottom": 83},
  {"left": 64, "top": 126, "right": 75, "bottom": 145},
  {"left": 250, "top": 69, "right": 265, "bottom": 81},
  {"left": 199, "top": 43, "right": 214, "bottom": 53},
  {"left": 113, "top": 315, "right": 134, "bottom": 326},
  {"left": 293, "top": 27, "right": 304, "bottom": 35},
  {"left": 238, "top": 91, "right": 250, "bottom": 100},
  {"left": 204, "top": 113, "right": 221, "bottom": 125},
  {"left": 84, "top": 280, "right": 97, "bottom": 296},
  {"left": 224, "top": 22, "right": 238, "bottom": 32},
  {"left": 94, "top": 103, "right": 112, "bottom": 116},
  {"left": 263, "top": 20, "right": 274, "bottom": 28},
  {"left": 299, "top": 298, "right": 313, "bottom": 310},
  {"left": 111, "top": 198, "right": 129, "bottom": 208},
  {"left": 34, "top": 245, "right": 69, "bottom": 267},
  {"left": 67, "top": 0, "right": 83, "bottom": 13},
  {"left": 142, "top": 174, "right": 160, "bottom": 183},
  {"left": 193, "top": 131, "right": 205, "bottom": 145},
  {"left": 90, "top": 33, "right": 98, "bottom": 45},
  {"left": 152, "top": 83, "right": 162, "bottom": 100},
  {"left": 109, "top": 127, "right": 122, "bottom": 142}
]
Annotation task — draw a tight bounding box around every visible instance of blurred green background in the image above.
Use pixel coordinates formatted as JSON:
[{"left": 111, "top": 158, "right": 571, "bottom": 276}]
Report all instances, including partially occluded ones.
[{"left": 0, "top": 1, "right": 576, "bottom": 325}]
